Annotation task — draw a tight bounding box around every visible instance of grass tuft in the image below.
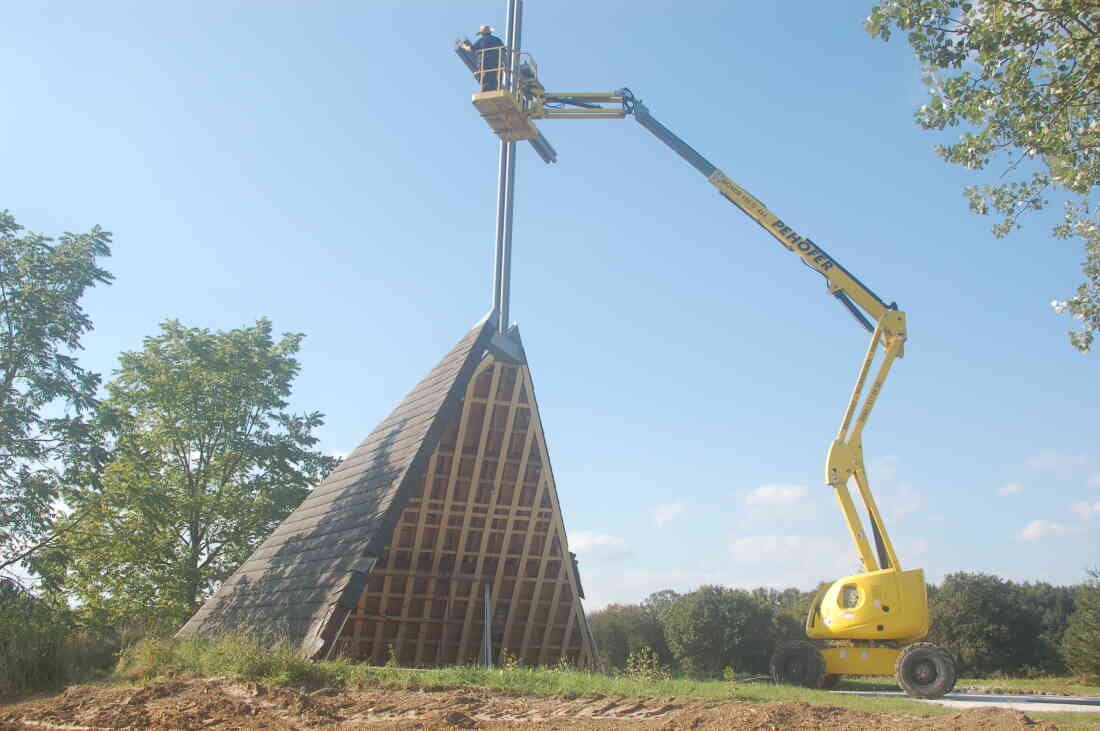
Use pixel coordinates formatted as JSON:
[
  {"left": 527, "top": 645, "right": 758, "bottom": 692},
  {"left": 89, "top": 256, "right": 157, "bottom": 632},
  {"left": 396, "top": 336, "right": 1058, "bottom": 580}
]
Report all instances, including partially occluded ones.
[{"left": 117, "top": 634, "right": 333, "bottom": 689}]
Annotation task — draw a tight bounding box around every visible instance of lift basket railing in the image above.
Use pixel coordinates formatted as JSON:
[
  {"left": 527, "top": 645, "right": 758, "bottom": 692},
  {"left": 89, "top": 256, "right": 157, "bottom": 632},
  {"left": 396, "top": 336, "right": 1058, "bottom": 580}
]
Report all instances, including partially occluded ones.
[{"left": 472, "top": 46, "right": 539, "bottom": 95}]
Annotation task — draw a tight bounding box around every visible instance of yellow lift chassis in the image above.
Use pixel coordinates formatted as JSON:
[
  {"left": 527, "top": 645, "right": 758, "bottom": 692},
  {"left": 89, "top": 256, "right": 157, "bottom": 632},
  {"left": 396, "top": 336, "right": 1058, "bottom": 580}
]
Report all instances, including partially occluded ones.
[{"left": 460, "top": 50, "right": 956, "bottom": 699}]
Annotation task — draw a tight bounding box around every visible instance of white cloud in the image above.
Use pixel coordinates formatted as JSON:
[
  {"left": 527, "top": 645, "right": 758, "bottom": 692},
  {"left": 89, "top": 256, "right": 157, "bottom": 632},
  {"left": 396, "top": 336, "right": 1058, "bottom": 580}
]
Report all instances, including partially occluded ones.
[
  {"left": 569, "top": 530, "right": 633, "bottom": 561},
  {"left": 651, "top": 502, "right": 686, "bottom": 526},
  {"left": 728, "top": 535, "right": 857, "bottom": 581},
  {"left": 869, "top": 455, "right": 900, "bottom": 488},
  {"left": 997, "top": 483, "right": 1025, "bottom": 496},
  {"left": 579, "top": 569, "right": 726, "bottom": 612},
  {"left": 883, "top": 486, "right": 922, "bottom": 520},
  {"left": 729, "top": 534, "right": 796, "bottom": 557},
  {"left": 1088, "top": 472, "right": 1100, "bottom": 489},
  {"left": 1025, "top": 451, "right": 1089, "bottom": 480},
  {"left": 728, "top": 534, "right": 840, "bottom": 562},
  {"left": 579, "top": 534, "right": 862, "bottom": 610},
  {"left": 1072, "top": 501, "right": 1100, "bottom": 520},
  {"left": 907, "top": 538, "right": 930, "bottom": 558},
  {"left": 744, "top": 483, "right": 809, "bottom": 507},
  {"left": 329, "top": 450, "right": 349, "bottom": 460},
  {"left": 1018, "top": 520, "right": 1077, "bottom": 541},
  {"left": 579, "top": 566, "right": 809, "bottom": 612}
]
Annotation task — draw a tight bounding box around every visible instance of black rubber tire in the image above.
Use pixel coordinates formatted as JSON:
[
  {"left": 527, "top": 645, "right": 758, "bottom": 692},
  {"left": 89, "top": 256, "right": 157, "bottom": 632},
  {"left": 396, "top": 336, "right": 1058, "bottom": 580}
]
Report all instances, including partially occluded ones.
[
  {"left": 818, "top": 673, "right": 841, "bottom": 690},
  {"left": 769, "top": 640, "right": 825, "bottom": 688},
  {"left": 895, "top": 642, "right": 957, "bottom": 698}
]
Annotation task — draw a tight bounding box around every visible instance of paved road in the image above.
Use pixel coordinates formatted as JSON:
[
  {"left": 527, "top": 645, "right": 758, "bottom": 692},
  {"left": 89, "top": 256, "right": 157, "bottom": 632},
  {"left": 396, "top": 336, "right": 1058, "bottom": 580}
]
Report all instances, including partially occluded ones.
[{"left": 832, "top": 690, "right": 1100, "bottom": 713}]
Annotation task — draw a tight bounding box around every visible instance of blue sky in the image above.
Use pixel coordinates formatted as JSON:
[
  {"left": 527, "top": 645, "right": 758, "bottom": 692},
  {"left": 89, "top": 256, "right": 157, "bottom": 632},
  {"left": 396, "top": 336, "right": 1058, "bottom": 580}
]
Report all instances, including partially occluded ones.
[{"left": 3, "top": 1, "right": 1096, "bottom": 610}]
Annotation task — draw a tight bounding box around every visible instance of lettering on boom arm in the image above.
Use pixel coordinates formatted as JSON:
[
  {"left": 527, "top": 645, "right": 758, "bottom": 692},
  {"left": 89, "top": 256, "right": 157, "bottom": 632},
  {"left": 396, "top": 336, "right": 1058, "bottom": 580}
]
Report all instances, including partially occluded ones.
[
  {"left": 770, "top": 218, "right": 835, "bottom": 272},
  {"left": 707, "top": 171, "right": 835, "bottom": 273}
]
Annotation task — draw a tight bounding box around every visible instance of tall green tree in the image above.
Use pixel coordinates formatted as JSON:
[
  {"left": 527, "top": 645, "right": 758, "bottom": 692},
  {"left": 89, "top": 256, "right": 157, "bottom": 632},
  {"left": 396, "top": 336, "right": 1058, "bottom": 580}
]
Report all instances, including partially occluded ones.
[
  {"left": 866, "top": 1, "right": 1100, "bottom": 351},
  {"left": 1062, "top": 568, "right": 1100, "bottom": 680},
  {"left": 751, "top": 586, "right": 812, "bottom": 619},
  {"left": 40, "top": 319, "right": 337, "bottom": 630},
  {"left": 641, "top": 589, "right": 681, "bottom": 623},
  {"left": 588, "top": 601, "right": 674, "bottom": 670},
  {"left": 0, "top": 210, "right": 112, "bottom": 574},
  {"left": 662, "top": 585, "right": 777, "bottom": 675},
  {"left": 1018, "top": 580, "right": 1078, "bottom": 673},
  {"left": 927, "top": 571, "right": 1043, "bottom": 674}
]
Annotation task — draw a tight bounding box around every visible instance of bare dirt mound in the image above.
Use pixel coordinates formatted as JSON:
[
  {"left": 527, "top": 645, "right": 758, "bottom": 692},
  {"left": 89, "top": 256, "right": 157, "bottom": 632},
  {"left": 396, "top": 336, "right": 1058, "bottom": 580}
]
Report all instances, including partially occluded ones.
[{"left": 0, "top": 678, "right": 1058, "bottom": 729}]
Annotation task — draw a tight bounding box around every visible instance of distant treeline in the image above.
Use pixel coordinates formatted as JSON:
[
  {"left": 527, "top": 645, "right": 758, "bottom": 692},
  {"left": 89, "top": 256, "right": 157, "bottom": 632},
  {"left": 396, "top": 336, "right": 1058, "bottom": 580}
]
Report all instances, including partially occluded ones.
[{"left": 588, "top": 570, "right": 1100, "bottom": 680}]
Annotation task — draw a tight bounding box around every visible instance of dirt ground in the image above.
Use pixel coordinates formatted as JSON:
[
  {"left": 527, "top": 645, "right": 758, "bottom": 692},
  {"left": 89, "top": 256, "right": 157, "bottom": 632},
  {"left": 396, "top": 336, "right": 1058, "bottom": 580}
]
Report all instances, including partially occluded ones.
[{"left": 0, "top": 678, "right": 1057, "bottom": 730}]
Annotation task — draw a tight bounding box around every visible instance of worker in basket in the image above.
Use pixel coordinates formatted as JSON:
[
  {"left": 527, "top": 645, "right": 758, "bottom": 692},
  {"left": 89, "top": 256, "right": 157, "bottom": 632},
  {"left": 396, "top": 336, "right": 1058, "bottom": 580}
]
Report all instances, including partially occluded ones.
[{"left": 462, "top": 25, "right": 504, "bottom": 91}]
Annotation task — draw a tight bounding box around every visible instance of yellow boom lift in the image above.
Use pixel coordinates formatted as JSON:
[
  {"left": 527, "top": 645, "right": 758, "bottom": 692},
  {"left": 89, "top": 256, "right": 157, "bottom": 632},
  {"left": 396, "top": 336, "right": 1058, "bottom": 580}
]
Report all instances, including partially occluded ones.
[{"left": 457, "top": 42, "right": 957, "bottom": 698}]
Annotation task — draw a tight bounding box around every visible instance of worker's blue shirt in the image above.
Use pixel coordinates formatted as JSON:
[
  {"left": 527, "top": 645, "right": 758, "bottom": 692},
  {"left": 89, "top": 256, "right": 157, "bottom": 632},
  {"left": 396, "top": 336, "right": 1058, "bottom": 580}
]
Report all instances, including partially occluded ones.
[{"left": 471, "top": 33, "right": 504, "bottom": 69}]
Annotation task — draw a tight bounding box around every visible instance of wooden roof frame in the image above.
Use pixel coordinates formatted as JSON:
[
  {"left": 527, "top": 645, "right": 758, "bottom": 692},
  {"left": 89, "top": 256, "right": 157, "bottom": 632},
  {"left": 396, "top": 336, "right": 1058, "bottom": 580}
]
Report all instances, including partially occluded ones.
[{"left": 179, "top": 314, "right": 595, "bottom": 666}]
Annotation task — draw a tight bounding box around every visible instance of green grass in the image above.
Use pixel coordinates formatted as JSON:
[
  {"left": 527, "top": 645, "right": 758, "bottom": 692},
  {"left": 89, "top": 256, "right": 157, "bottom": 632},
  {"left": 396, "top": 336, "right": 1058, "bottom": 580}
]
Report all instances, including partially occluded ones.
[
  {"left": 845, "top": 674, "right": 1100, "bottom": 698},
  {"left": 1031, "top": 715, "right": 1100, "bottom": 731},
  {"left": 106, "top": 635, "right": 1100, "bottom": 727},
  {"left": 111, "top": 635, "right": 941, "bottom": 717}
]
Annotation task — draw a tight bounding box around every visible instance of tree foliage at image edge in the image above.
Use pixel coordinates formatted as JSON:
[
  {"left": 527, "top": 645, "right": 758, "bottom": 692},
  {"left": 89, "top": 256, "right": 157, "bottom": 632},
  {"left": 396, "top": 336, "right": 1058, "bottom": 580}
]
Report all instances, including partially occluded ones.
[
  {"left": 0, "top": 210, "right": 112, "bottom": 575},
  {"left": 866, "top": 0, "right": 1100, "bottom": 351}
]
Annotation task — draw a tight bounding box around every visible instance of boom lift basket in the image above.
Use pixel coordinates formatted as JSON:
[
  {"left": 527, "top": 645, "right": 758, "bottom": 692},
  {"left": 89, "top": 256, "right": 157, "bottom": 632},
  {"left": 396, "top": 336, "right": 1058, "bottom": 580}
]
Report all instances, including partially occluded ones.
[{"left": 469, "top": 47, "right": 540, "bottom": 141}]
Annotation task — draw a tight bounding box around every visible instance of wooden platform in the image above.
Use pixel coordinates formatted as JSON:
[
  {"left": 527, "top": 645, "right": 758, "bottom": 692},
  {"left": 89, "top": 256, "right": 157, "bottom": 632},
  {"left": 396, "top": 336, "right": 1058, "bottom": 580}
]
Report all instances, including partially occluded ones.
[{"left": 472, "top": 90, "right": 539, "bottom": 142}]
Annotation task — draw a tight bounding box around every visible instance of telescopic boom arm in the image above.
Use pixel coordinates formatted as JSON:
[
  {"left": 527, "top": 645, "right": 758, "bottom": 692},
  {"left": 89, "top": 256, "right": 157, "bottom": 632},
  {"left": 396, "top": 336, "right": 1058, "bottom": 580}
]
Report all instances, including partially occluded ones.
[
  {"left": 623, "top": 91, "right": 895, "bottom": 336},
  {"left": 619, "top": 89, "right": 909, "bottom": 577}
]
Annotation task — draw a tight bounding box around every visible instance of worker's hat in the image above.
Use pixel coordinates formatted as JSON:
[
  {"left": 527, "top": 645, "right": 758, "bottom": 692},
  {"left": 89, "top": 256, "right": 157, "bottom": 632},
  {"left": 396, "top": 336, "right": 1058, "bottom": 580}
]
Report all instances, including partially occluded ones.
[{"left": 478, "top": 24, "right": 494, "bottom": 34}]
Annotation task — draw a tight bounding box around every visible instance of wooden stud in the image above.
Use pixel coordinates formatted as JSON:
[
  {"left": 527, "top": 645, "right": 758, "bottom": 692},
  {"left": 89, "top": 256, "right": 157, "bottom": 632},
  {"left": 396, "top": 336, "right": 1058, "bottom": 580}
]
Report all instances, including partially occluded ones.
[
  {"left": 524, "top": 366, "right": 593, "bottom": 664},
  {"left": 454, "top": 360, "right": 502, "bottom": 662}
]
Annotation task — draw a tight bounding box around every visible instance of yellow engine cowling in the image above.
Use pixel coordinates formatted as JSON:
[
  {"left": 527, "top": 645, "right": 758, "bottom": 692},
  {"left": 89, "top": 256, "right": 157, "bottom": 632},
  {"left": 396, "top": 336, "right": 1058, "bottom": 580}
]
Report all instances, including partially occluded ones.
[{"left": 806, "top": 567, "right": 928, "bottom": 642}]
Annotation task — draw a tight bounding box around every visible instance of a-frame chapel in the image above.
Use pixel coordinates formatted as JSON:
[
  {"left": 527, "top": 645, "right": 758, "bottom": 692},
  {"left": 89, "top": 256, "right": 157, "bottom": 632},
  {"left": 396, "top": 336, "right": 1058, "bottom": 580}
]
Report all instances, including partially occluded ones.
[{"left": 178, "top": 314, "right": 596, "bottom": 666}]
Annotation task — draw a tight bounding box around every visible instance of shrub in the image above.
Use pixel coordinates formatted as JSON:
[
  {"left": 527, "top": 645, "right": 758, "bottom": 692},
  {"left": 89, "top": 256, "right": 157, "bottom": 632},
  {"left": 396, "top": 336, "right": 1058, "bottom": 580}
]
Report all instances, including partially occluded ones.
[
  {"left": 624, "top": 646, "right": 670, "bottom": 682},
  {"left": 116, "top": 633, "right": 334, "bottom": 689},
  {"left": 0, "top": 580, "right": 117, "bottom": 694},
  {"left": 114, "top": 636, "right": 185, "bottom": 681},
  {"left": 499, "top": 648, "right": 521, "bottom": 671}
]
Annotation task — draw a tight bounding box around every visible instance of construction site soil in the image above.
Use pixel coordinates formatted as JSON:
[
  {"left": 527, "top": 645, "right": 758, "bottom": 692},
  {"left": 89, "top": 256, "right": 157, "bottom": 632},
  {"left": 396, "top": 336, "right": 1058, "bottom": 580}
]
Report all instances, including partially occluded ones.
[{"left": 0, "top": 677, "right": 1058, "bottom": 730}]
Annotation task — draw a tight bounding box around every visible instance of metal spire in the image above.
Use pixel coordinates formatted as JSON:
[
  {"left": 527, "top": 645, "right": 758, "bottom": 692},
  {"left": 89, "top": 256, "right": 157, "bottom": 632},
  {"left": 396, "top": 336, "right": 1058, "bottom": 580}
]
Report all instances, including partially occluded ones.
[{"left": 491, "top": 0, "right": 522, "bottom": 334}]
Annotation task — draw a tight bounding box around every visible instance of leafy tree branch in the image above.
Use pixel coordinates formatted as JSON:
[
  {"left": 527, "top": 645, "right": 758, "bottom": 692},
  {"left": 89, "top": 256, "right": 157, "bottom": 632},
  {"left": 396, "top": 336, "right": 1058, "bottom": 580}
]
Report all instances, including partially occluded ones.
[
  {"left": 867, "top": 0, "right": 1100, "bottom": 351},
  {"left": 0, "top": 209, "right": 112, "bottom": 572}
]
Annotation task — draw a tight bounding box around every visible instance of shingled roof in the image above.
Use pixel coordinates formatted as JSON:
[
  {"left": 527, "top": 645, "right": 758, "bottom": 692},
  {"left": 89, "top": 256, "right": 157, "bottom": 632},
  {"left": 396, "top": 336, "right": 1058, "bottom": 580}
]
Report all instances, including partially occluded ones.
[{"left": 177, "top": 313, "right": 498, "bottom": 658}]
